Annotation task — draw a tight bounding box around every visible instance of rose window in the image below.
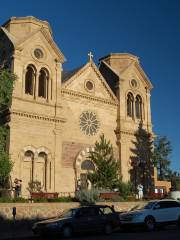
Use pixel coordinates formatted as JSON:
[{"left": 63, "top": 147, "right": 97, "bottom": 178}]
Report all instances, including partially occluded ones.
[{"left": 79, "top": 111, "right": 100, "bottom": 136}]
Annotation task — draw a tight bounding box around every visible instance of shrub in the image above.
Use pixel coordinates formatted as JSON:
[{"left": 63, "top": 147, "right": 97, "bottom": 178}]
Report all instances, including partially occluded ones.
[
  {"left": 117, "top": 181, "right": 133, "bottom": 200},
  {"left": 27, "top": 180, "right": 43, "bottom": 193},
  {"left": 33, "top": 198, "right": 48, "bottom": 203},
  {"left": 47, "top": 197, "right": 76, "bottom": 202},
  {"left": 76, "top": 189, "right": 99, "bottom": 204}
]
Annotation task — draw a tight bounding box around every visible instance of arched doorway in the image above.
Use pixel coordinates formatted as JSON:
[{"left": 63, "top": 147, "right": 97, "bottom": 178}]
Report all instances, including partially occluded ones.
[{"left": 75, "top": 147, "right": 95, "bottom": 190}]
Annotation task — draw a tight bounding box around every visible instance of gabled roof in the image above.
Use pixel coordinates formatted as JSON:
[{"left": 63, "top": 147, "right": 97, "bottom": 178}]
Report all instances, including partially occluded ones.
[
  {"left": 118, "top": 60, "right": 153, "bottom": 90},
  {"left": 14, "top": 27, "right": 65, "bottom": 63},
  {"left": 62, "top": 60, "right": 118, "bottom": 103},
  {"left": 134, "top": 61, "right": 153, "bottom": 90},
  {"left": 0, "top": 27, "right": 17, "bottom": 47},
  {"left": 99, "top": 60, "right": 119, "bottom": 77},
  {"left": 0, "top": 25, "right": 65, "bottom": 63},
  {"left": 62, "top": 66, "right": 84, "bottom": 83},
  {"left": 99, "top": 53, "right": 153, "bottom": 90}
]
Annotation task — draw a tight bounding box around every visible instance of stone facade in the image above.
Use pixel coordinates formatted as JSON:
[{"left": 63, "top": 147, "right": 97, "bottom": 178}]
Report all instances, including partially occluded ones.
[
  {"left": 0, "top": 17, "right": 153, "bottom": 197},
  {"left": 0, "top": 202, "right": 146, "bottom": 220}
]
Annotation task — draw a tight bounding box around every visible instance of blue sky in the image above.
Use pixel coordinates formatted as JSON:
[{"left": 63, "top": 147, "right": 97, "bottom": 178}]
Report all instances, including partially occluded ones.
[{"left": 1, "top": 0, "right": 180, "bottom": 172}]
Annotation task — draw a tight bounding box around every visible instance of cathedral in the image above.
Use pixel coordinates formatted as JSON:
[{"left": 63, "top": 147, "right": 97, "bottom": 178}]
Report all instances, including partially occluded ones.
[{"left": 0, "top": 16, "right": 153, "bottom": 197}]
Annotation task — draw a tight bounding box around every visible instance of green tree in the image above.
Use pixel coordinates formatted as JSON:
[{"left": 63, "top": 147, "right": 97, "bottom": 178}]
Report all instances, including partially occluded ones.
[
  {"left": 153, "top": 136, "right": 172, "bottom": 180},
  {"left": 0, "top": 68, "right": 16, "bottom": 106},
  {"left": 0, "top": 68, "right": 16, "bottom": 188},
  {"left": 87, "top": 134, "right": 119, "bottom": 190},
  {"left": 130, "top": 122, "right": 154, "bottom": 195}
]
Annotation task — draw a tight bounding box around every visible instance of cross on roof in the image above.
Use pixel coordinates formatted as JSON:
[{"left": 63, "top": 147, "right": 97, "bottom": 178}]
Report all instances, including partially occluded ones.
[{"left": 88, "top": 52, "right": 93, "bottom": 61}]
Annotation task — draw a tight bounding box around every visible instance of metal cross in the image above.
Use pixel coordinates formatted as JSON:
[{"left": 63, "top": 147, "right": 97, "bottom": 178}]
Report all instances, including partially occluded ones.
[{"left": 88, "top": 52, "right": 93, "bottom": 61}]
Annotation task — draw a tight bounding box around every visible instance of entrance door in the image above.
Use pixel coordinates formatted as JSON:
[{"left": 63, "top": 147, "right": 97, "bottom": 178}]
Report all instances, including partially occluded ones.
[{"left": 80, "top": 173, "right": 88, "bottom": 189}]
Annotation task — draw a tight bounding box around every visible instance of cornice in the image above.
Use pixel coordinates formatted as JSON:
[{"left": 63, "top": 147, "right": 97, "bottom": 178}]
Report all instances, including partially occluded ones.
[
  {"left": 12, "top": 96, "right": 63, "bottom": 108},
  {"left": 115, "top": 128, "right": 153, "bottom": 136},
  {"left": 11, "top": 110, "right": 66, "bottom": 123},
  {"left": 134, "top": 62, "right": 153, "bottom": 90},
  {"left": 61, "top": 88, "right": 118, "bottom": 106}
]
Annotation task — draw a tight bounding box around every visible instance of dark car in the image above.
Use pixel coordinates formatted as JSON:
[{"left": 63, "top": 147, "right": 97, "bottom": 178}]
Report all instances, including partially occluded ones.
[{"left": 32, "top": 205, "right": 120, "bottom": 238}]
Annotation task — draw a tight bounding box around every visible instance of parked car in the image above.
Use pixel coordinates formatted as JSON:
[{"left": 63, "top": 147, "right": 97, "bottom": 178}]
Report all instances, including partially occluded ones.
[
  {"left": 32, "top": 205, "right": 120, "bottom": 238},
  {"left": 119, "top": 199, "right": 180, "bottom": 231}
]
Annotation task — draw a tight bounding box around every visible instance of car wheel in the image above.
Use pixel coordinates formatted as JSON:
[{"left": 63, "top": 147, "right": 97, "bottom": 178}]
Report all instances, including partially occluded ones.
[
  {"left": 104, "top": 223, "right": 113, "bottom": 235},
  {"left": 144, "top": 217, "right": 156, "bottom": 231},
  {"left": 62, "top": 225, "right": 73, "bottom": 238}
]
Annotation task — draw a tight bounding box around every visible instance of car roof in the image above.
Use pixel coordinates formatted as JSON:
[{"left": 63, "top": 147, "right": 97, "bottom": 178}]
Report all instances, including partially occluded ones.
[
  {"left": 149, "top": 199, "right": 180, "bottom": 203},
  {"left": 70, "top": 205, "right": 112, "bottom": 210},
  {"left": 80, "top": 205, "right": 112, "bottom": 208}
]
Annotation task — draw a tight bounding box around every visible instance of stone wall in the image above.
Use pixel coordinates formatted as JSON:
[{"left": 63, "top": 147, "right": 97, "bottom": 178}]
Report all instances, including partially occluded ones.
[{"left": 0, "top": 202, "right": 146, "bottom": 220}]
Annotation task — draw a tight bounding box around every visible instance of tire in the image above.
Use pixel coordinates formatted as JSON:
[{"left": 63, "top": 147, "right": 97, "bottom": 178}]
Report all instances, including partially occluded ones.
[
  {"left": 104, "top": 223, "right": 113, "bottom": 235},
  {"left": 144, "top": 217, "right": 156, "bottom": 231},
  {"left": 62, "top": 225, "right": 73, "bottom": 238}
]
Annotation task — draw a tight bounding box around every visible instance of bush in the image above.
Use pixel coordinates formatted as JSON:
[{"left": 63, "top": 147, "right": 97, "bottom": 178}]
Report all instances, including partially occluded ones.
[
  {"left": 117, "top": 181, "right": 133, "bottom": 200},
  {"left": 76, "top": 189, "right": 99, "bottom": 204},
  {"left": 47, "top": 197, "right": 77, "bottom": 202},
  {"left": 33, "top": 198, "right": 48, "bottom": 203},
  {"left": 27, "top": 180, "right": 43, "bottom": 193}
]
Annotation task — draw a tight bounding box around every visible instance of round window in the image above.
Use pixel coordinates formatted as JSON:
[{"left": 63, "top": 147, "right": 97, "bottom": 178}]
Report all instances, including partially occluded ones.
[
  {"left": 131, "top": 79, "right": 138, "bottom": 88},
  {"left": 34, "top": 48, "right": 44, "bottom": 59},
  {"left": 79, "top": 111, "right": 100, "bottom": 136},
  {"left": 85, "top": 80, "right": 94, "bottom": 91}
]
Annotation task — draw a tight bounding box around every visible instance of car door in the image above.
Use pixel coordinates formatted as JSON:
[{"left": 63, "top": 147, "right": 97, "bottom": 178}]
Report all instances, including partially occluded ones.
[
  {"left": 74, "top": 208, "right": 95, "bottom": 232},
  {"left": 87, "top": 207, "right": 105, "bottom": 231},
  {"left": 165, "top": 201, "right": 180, "bottom": 222},
  {"left": 152, "top": 201, "right": 171, "bottom": 223}
]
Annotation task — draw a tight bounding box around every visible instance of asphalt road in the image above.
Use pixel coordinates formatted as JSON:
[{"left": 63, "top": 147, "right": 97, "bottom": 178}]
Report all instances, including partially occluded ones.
[{"left": 3, "top": 227, "right": 180, "bottom": 240}]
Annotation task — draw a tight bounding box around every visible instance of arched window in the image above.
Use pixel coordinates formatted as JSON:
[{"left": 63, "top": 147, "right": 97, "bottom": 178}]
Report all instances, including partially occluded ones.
[
  {"left": 81, "top": 160, "right": 95, "bottom": 171},
  {"left": 38, "top": 152, "right": 48, "bottom": 190},
  {"left": 24, "top": 150, "right": 34, "bottom": 182},
  {"left": 38, "top": 68, "right": 49, "bottom": 99},
  {"left": 25, "top": 65, "right": 36, "bottom": 95},
  {"left": 135, "top": 95, "right": 142, "bottom": 119},
  {"left": 127, "top": 92, "right": 134, "bottom": 118}
]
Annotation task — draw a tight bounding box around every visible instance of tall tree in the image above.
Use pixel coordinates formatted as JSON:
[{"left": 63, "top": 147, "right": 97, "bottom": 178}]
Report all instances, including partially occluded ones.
[
  {"left": 130, "top": 122, "right": 154, "bottom": 195},
  {"left": 0, "top": 68, "right": 16, "bottom": 187},
  {"left": 87, "top": 134, "right": 119, "bottom": 190},
  {"left": 153, "top": 136, "right": 172, "bottom": 180}
]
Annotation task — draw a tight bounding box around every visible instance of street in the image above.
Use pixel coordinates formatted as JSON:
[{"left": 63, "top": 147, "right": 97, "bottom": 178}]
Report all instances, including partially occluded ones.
[{"left": 3, "top": 227, "right": 180, "bottom": 240}]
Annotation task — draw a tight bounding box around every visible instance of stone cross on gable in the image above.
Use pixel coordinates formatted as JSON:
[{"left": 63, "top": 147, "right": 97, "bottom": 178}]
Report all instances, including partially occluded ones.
[{"left": 88, "top": 52, "right": 93, "bottom": 61}]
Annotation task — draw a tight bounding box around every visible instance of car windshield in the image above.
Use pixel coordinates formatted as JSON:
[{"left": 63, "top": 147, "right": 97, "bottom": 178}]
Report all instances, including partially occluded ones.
[
  {"left": 129, "top": 201, "right": 157, "bottom": 211},
  {"left": 59, "top": 209, "right": 78, "bottom": 218}
]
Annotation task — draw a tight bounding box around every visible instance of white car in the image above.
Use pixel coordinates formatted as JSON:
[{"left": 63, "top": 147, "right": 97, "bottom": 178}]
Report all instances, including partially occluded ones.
[{"left": 119, "top": 199, "right": 180, "bottom": 231}]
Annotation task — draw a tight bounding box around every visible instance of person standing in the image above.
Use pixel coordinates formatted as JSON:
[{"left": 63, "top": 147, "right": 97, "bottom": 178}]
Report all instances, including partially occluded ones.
[
  {"left": 137, "top": 184, "right": 143, "bottom": 200},
  {"left": 14, "top": 178, "right": 22, "bottom": 198}
]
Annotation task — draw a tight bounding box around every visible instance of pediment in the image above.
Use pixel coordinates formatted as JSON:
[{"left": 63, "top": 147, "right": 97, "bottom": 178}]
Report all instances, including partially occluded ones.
[
  {"left": 14, "top": 28, "right": 65, "bottom": 63},
  {"left": 62, "top": 61, "right": 118, "bottom": 104},
  {"left": 120, "top": 61, "right": 153, "bottom": 90}
]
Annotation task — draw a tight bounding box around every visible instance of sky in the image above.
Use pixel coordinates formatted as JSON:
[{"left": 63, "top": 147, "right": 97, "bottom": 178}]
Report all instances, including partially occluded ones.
[{"left": 1, "top": 0, "right": 180, "bottom": 172}]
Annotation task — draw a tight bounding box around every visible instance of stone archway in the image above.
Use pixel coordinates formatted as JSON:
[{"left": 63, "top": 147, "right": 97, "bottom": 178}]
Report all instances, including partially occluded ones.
[{"left": 75, "top": 147, "right": 95, "bottom": 190}]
